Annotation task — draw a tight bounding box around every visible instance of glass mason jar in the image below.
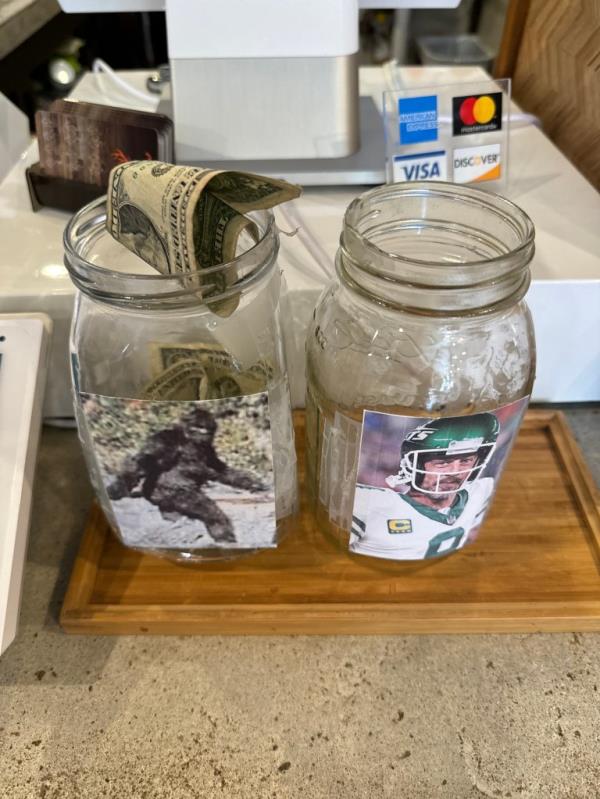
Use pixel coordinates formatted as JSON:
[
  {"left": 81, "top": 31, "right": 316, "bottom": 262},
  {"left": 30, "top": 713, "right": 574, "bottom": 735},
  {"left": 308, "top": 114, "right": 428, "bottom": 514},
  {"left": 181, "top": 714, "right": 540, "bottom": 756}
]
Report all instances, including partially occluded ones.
[
  {"left": 306, "top": 182, "right": 536, "bottom": 566},
  {"left": 65, "top": 196, "right": 297, "bottom": 562}
]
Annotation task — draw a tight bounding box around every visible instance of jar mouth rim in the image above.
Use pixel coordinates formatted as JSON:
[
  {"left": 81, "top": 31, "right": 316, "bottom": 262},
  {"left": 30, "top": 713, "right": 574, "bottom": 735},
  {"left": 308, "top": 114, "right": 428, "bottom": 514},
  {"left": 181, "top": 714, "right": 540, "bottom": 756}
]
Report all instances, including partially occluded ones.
[
  {"left": 63, "top": 195, "right": 276, "bottom": 281},
  {"left": 343, "top": 181, "right": 535, "bottom": 269}
]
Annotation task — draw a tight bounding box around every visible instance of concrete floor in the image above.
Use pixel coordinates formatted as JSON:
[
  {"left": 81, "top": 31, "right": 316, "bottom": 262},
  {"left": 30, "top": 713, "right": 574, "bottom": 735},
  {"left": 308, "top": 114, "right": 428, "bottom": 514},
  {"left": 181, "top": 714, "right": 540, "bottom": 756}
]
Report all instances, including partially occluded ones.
[{"left": 0, "top": 407, "right": 599, "bottom": 798}]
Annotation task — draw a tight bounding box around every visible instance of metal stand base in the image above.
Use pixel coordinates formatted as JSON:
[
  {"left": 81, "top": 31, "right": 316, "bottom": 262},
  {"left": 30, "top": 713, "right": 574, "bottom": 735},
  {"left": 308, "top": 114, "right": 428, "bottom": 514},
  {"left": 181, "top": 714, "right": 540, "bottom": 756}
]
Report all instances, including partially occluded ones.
[{"left": 159, "top": 96, "right": 386, "bottom": 187}]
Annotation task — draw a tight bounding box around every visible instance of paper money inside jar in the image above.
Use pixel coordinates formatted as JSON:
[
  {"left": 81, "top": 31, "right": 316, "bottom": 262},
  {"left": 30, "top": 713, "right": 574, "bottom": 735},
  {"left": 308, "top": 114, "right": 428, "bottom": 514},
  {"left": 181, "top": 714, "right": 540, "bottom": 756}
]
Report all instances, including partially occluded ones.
[{"left": 64, "top": 162, "right": 300, "bottom": 562}]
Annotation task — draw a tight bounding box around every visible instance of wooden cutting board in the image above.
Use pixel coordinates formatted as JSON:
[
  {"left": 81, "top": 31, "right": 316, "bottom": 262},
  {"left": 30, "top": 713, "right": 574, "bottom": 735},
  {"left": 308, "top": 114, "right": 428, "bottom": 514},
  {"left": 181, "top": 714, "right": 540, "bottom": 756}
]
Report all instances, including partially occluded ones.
[{"left": 60, "top": 410, "right": 600, "bottom": 635}]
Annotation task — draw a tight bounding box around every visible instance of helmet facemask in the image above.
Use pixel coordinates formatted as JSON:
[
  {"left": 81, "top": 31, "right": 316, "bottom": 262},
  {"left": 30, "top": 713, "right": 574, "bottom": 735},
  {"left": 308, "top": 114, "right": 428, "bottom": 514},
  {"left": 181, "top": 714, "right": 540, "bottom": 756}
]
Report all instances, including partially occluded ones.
[{"left": 388, "top": 438, "right": 496, "bottom": 495}]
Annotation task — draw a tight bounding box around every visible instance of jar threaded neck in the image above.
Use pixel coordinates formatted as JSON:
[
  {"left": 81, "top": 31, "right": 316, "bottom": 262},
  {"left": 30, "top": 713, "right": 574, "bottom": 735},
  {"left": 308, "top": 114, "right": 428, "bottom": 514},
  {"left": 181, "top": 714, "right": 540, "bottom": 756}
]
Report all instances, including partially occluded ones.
[{"left": 339, "top": 182, "right": 535, "bottom": 314}]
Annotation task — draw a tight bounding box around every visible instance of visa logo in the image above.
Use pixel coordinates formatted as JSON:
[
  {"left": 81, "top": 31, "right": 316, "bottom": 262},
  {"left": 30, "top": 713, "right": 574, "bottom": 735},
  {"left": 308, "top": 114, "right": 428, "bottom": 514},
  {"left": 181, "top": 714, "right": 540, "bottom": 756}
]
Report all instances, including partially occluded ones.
[
  {"left": 393, "top": 150, "right": 447, "bottom": 183},
  {"left": 401, "top": 161, "right": 441, "bottom": 179}
]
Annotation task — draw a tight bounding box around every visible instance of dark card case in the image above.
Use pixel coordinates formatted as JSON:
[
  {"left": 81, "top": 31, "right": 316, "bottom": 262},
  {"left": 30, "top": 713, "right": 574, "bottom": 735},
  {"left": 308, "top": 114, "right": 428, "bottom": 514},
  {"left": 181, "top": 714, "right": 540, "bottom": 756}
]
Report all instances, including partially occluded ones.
[
  {"left": 26, "top": 161, "right": 103, "bottom": 214},
  {"left": 50, "top": 100, "right": 174, "bottom": 166},
  {"left": 35, "top": 101, "right": 174, "bottom": 187}
]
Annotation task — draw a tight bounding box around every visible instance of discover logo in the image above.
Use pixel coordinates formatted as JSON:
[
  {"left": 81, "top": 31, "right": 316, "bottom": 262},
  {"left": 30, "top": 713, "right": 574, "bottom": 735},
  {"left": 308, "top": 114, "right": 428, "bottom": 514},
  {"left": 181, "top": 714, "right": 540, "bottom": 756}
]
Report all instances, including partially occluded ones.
[{"left": 453, "top": 144, "right": 501, "bottom": 184}]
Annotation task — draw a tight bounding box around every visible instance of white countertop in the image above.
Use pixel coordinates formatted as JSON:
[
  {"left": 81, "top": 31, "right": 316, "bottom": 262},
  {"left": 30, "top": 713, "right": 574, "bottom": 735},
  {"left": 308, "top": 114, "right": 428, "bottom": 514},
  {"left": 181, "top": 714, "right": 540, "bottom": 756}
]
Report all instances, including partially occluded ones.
[
  {"left": 2, "top": 65, "right": 598, "bottom": 295},
  {"left": 0, "top": 65, "right": 598, "bottom": 409}
]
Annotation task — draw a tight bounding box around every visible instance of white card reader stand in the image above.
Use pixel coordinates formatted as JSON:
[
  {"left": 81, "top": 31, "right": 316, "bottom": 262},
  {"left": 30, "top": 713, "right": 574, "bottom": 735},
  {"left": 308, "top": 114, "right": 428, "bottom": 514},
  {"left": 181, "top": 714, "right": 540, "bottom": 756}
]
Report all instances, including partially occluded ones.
[{"left": 0, "top": 314, "right": 52, "bottom": 656}]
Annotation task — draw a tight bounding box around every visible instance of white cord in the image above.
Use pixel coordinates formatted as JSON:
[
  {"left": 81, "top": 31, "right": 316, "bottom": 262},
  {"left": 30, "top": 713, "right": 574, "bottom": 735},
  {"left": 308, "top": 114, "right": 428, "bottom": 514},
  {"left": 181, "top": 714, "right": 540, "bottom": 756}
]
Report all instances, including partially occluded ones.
[
  {"left": 278, "top": 203, "right": 333, "bottom": 281},
  {"left": 91, "top": 58, "right": 156, "bottom": 107},
  {"left": 509, "top": 113, "right": 541, "bottom": 128}
]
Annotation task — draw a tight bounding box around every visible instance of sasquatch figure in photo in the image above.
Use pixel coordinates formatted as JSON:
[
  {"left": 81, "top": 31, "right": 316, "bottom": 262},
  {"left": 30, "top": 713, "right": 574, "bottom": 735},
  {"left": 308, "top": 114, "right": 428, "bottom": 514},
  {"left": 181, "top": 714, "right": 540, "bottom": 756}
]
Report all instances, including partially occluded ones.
[{"left": 107, "top": 407, "right": 266, "bottom": 543}]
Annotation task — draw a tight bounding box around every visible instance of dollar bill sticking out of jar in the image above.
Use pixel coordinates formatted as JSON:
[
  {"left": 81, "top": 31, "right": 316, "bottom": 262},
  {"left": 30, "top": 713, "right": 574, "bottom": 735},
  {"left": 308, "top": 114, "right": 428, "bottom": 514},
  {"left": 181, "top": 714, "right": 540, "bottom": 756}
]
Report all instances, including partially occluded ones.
[{"left": 106, "top": 160, "right": 301, "bottom": 316}]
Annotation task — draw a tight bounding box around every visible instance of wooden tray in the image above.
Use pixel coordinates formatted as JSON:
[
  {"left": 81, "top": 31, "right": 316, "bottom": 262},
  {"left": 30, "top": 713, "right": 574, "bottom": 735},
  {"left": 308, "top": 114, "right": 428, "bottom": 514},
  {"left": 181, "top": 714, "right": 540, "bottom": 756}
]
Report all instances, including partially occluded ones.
[{"left": 60, "top": 410, "right": 600, "bottom": 635}]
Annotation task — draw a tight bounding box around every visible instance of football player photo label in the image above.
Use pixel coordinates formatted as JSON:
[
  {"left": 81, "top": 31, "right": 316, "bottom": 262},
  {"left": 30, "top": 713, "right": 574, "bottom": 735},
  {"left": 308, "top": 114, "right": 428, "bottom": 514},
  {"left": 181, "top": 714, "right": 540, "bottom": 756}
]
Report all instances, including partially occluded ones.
[
  {"left": 452, "top": 92, "right": 502, "bottom": 136},
  {"left": 453, "top": 144, "right": 501, "bottom": 184},
  {"left": 350, "top": 397, "right": 529, "bottom": 561},
  {"left": 78, "top": 391, "right": 276, "bottom": 551}
]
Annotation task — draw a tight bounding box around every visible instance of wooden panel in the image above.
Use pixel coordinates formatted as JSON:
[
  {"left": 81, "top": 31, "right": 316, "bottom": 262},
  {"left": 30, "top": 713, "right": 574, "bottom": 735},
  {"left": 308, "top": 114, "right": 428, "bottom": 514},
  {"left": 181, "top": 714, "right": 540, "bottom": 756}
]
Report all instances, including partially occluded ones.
[
  {"left": 498, "top": 0, "right": 600, "bottom": 189},
  {"left": 60, "top": 410, "right": 600, "bottom": 635},
  {"left": 494, "top": 0, "right": 531, "bottom": 79}
]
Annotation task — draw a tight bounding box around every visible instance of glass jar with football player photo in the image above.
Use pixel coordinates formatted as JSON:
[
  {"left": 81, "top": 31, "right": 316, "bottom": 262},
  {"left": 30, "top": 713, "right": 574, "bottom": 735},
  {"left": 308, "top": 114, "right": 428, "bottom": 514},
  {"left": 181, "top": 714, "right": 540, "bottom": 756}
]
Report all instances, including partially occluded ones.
[
  {"left": 65, "top": 196, "right": 297, "bottom": 563},
  {"left": 306, "top": 182, "right": 535, "bottom": 566}
]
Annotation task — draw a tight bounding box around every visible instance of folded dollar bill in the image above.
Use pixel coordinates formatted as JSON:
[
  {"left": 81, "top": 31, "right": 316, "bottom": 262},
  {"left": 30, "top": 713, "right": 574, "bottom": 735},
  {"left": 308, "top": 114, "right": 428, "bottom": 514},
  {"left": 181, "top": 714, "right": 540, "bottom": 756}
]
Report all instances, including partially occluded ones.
[
  {"left": 143, "top": 342, "right": 274, "bottom": 401},
  {"left": 106, "top": 161, "right": 301, "bottom": 316}
]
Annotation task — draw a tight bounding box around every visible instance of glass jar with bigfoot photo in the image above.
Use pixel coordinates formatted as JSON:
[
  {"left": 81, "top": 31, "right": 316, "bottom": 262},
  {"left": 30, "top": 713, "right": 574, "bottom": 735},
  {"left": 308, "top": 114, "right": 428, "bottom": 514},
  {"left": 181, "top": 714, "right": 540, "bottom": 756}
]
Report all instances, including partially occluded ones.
[
  {"left": 65, "top": 196, "right": 297, "bottom": 562},
  {"left": 306, "top": 182, "right": 536, "bottom": 567}
]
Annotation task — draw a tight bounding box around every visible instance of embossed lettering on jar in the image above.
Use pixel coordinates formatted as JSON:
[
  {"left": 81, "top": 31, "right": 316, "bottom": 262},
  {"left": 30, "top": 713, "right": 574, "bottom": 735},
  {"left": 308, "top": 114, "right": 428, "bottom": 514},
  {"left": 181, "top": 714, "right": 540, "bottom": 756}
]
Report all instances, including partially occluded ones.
[{"left": 306, "top": 182, "right": 536, "bottom": 565}]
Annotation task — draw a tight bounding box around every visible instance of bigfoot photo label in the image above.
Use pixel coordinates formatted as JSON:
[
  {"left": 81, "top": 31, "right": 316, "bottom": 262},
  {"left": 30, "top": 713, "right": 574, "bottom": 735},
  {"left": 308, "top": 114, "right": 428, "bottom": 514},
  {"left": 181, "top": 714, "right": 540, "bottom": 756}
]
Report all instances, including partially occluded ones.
[
  {"left": 351, "top": 398, "right": 529, "bottom": 561},
  {"left": 79, "top": 391, "right": 276, "bottom": 550}
]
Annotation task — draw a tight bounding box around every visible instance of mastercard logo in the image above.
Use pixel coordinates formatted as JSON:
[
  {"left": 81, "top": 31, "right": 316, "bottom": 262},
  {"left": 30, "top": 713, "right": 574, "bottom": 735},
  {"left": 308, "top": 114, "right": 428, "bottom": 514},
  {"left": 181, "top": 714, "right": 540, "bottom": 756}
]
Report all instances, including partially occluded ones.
[
  {"left": 459, "top": 95, "right": 496, "bottom": 126},
  {"left": 453, "top": 92, "right": 502, "bottom": 136}
]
